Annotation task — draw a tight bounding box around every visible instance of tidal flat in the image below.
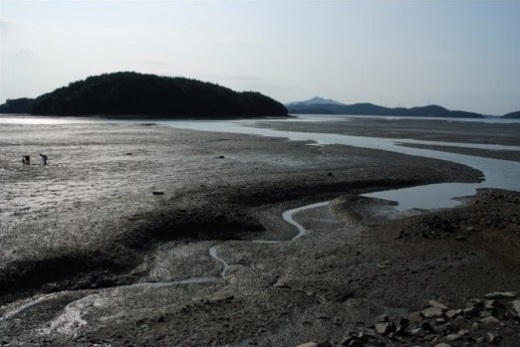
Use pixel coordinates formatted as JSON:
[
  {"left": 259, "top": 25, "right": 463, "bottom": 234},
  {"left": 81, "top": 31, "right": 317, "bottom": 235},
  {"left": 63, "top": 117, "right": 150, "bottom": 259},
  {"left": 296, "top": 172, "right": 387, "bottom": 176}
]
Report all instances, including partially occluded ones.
[{"left": 1, "top": 117, "right": 519, "bottom": 346}]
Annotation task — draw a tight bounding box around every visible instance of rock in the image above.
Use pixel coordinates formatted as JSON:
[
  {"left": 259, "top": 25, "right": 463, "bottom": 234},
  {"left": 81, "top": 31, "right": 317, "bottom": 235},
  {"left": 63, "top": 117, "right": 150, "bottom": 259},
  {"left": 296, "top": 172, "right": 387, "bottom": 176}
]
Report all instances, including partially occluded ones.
[
  {"left": 409, "top": 311, "right": 423, "bottom": 324},
  {"left": 317, "top": 341, "right": 334, "bottom": 347},
  {"left": 422, "top": 307, "right": 444, "bottom": 318},
  {"left": 463, "top": 307, "right": 478, "bottom": 318},
  {"left": 484, "top": 291, "right": 517, "bottom": 299},
  {"left": 420, "top": 321, "right": 435, "bottom": 332},
  {"left": 512, "top": 299, "right": 520, "bottom": 317},
  {"left": 435, "top": 318, "right": 446, "bottom": 325},
  {"left": 428, "top": 299, "right": 449, "bottom": 310},
  {"left": 442, "top": 322, "right": 456, "bottom": 334},
  {"left": 297, "top": 343, "right": 317, "bottom": 347},
  {"left": 479, "top": 316, "right": 501, "bottom": 325},
  {"left": 445, "top": 309, "right": 461, "bottom": 319},
  {"left": 445, "top": 334, "right": 462, "bottom": 341},
  {"left": 375, "top": 322, "right": 391, "bottom": 335},
  {"left": 434, "top": 343, "right": 451, "bottom": 347},
  {"left": 487, "top": 332, "right": 500, "bottom": 345},
  {"left": 409, "top": 327, "right": 425, "bottom": 338},
  {"left": 395, "top": 318, "right": 409, "bottom": 335}
]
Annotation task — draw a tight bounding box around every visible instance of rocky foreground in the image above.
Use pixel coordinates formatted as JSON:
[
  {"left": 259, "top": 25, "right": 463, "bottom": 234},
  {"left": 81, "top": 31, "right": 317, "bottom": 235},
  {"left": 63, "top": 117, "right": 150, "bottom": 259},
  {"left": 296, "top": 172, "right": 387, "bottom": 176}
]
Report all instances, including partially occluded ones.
[{"left": 298, "top": 292, "right": 520, "bottom": 347}]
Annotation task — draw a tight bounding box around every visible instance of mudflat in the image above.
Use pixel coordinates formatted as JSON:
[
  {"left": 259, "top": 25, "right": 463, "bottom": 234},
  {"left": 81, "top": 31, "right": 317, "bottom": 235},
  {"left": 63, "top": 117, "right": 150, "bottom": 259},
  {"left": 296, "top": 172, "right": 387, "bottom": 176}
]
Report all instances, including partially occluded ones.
[{"left": 0, "top": 117, "right": 519, "bottom": 346}]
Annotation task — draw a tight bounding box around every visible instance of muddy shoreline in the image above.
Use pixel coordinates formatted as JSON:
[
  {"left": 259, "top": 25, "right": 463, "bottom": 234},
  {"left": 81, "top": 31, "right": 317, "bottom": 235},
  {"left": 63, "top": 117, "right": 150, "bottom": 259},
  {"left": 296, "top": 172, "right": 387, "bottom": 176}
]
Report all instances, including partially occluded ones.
[{"left": 1, "top": 118, "right": 519, "bottom": 346}]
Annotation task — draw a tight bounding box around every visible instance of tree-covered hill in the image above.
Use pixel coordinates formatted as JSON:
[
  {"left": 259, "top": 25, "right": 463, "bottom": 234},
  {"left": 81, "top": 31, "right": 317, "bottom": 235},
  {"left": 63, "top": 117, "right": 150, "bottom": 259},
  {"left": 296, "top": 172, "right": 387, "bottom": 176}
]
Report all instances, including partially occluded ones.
[
  {"left": 0, "top": 98, "right": 34, "bottom": 114},
  {"left": 503, "top": 110, "right": 520, "bottom": 119},
  {"left": 2, "top": 72, "right": 288, "bottom": 118}
]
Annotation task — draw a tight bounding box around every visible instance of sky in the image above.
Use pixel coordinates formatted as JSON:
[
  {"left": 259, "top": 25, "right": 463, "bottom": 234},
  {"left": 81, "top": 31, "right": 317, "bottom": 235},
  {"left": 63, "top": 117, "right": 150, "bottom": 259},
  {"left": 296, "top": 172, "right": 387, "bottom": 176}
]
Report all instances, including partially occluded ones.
[{"left": 1, "top": 1, "right": 519, "bottom": 115}]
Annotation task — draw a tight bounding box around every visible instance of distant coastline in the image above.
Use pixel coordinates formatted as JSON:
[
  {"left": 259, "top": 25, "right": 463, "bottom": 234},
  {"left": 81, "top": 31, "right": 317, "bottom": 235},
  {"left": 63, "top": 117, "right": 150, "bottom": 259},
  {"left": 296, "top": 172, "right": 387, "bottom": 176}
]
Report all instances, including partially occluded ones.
[{"left": 286, "top": 96, "right": 519, "bottom": 119}]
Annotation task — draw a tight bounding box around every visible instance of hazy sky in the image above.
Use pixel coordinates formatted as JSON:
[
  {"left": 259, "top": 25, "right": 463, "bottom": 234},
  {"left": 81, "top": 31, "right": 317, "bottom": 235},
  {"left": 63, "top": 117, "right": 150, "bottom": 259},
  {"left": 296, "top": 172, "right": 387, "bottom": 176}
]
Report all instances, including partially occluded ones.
[{"left": 1, "top": 1, "right": 519, "bottom": 115}]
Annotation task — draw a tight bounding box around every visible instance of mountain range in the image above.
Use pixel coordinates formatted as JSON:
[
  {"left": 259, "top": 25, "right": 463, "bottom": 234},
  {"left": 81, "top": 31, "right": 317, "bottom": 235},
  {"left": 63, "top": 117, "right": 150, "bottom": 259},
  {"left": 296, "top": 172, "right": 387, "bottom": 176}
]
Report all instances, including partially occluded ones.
[{"left": 286, "top": 97, "right": 519, "bottom": 119}]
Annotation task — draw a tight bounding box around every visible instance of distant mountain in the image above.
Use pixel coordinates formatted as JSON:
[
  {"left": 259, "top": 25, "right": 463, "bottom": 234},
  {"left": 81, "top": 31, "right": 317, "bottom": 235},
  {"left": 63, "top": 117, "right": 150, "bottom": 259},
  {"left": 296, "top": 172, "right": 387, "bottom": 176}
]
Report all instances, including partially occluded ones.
[
  {"left": 285, "top": 98, "right": 485, "bottom": 118},
  {"left": 503, "top": 110, "right": 520, "bottom": 119},
  {"left": 0, "top": 72, "right": 288, "bottom": 118},
  {"left": 286, "top": 96, "right": 345, "bottom": 106}
]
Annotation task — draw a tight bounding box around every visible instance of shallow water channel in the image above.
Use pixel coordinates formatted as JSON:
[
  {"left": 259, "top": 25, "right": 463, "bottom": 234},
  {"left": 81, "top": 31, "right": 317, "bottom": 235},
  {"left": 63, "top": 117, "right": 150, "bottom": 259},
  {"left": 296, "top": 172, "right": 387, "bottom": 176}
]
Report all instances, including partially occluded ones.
[{"left": 162, "top": 117, "right": 520, "bottom": 211}]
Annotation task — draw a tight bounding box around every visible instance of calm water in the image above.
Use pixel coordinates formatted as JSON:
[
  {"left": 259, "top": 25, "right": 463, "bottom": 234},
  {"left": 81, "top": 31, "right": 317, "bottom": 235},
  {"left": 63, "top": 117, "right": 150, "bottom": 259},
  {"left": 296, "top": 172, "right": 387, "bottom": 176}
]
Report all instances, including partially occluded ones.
[{"left": 2, "top": 114, "right": 520, "bottom": 211}]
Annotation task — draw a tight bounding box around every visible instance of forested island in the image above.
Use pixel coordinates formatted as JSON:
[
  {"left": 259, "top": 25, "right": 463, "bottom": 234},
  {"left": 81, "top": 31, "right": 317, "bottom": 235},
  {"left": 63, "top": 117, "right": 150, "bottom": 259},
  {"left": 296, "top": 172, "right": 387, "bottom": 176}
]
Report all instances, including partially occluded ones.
[{"left": 0, "top": 72, "right": 288, "bottom": 118}]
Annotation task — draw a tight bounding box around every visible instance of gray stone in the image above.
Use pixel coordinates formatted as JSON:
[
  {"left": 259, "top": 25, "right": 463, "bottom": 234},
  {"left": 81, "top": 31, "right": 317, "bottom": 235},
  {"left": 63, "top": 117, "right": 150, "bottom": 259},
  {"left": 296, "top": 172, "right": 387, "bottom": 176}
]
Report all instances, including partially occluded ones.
[
  {"left": 445, "top": 333, "right": 462, "bottom": 341},
  {"left": 409, "top": 311, "right": 423, "bottom": 324},
  {"left": 512, "top": 299, "right": 520, "bottom": 317},
  {"left": 457, "top": 329, "right": 470, "bottom": 336},
  {"left": 434, "top": 343, "right": 452, "bottom": 347},
  {"left": 435, "top": 317, "right": 446, "bottom": 325},
  {"left": 480, "top": 316, "right": 501, "bottom": 325},
  {"left": 428, "top": 299, "right": 449, "bottom": 310},
  {"left": 346, "top": 341, "right": 364, "bottom": 347},
  {"left": 484, "top": 291, "right": 517, "bottom": 299},
  {"left": 409, "top": 327, "right": 425, "bottom": 338},
  {"left": 463, "top": 307, "right": 478, "bottom": 318},
  {"left": 445, "top": 309, "right": 461, "bottom": 319},
  {"left": 487, "top": 332, "right": 500, "bottom": 345},
  {"left": 422, "top": 306, "right": 444, "bottom": 318},
  {"left": 375, "top": 322, "right": 391, "bottom": 335},
  {"left": 297, "top": 343, "right": 317, "bottom": 347}
]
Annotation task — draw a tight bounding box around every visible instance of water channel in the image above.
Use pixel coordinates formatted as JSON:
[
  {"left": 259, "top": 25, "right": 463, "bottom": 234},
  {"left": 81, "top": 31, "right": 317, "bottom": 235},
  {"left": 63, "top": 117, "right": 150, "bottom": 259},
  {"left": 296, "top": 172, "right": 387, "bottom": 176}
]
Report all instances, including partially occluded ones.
[{"left": 162, "top": 117, "right": 520, "bottom": 211}]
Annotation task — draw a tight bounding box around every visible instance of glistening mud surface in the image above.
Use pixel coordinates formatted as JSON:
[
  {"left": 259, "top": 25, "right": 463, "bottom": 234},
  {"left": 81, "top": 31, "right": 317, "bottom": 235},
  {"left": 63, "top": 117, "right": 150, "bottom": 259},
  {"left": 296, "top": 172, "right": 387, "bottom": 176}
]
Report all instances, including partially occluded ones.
[{"left": 1, "top": 118, "right": 519, "bottom": 346}]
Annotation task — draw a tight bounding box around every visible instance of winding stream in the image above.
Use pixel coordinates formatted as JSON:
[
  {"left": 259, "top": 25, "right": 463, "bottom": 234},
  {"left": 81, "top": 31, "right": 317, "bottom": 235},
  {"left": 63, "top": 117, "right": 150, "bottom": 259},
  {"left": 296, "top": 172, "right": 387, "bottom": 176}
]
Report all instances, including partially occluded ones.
[{"left": 0, "top": 200, "right": 329, "bottom": 323}]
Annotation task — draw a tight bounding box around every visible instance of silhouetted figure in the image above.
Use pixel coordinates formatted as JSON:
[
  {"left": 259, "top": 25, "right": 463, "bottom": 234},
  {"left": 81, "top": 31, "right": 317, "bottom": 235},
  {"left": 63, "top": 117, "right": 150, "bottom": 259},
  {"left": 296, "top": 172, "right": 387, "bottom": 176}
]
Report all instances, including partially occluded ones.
[
  {"left": 39, "top": 154, "right": 48, "bottom": 165},
  {"left": 22, "top": 155, "right": 30, "bottom": 165}
]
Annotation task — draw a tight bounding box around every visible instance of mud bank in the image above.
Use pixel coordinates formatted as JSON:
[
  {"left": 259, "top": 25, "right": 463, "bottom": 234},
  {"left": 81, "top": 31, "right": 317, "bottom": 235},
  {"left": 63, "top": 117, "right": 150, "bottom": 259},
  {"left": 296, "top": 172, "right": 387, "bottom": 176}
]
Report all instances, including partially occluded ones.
[{"left": 1, "top": 118, "right": 518, "bottom": 346}]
